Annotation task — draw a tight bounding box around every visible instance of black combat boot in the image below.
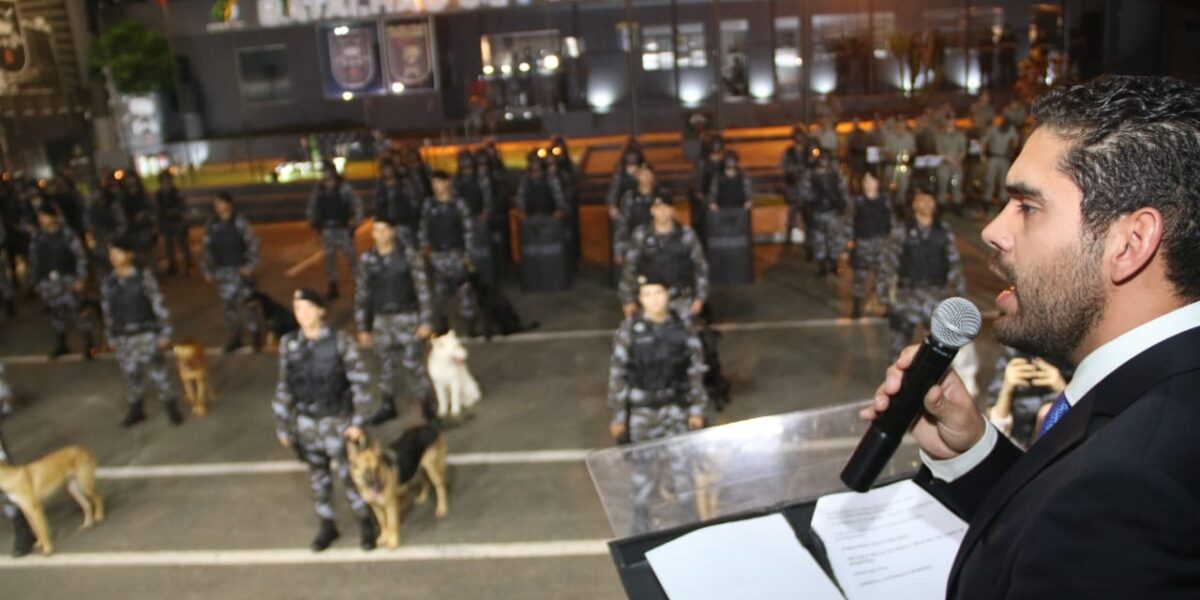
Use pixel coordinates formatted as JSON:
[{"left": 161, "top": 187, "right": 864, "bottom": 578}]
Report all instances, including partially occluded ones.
[
  {"left": 326, "top": 282, "right": 339, "bottom": 300},
  {"left": 310, "top": 519, "right": 339, "bottom": 552},
  {"left": 223, "top": 335, "right": 243, "bottom": 355},
  {"left": 49, "top": 333, "right": 69, "bottom": 360},
  {"left": 367, "top": 396, "right": 398, "bottom": 426},
  {"left": 120, "top": 400, "right": 146, "bottom": 428},
  {"left": 851, "top": 298, "right": 863, "bottom": 320},
  {"left": 10, "top": 510, "right": 35, "bottom": 558},
  {"left": 165, "top": 401, "right": 184, "bottom": 426},
  {"left": 359, "top": 515, "right": 378, "bottom": 551}
]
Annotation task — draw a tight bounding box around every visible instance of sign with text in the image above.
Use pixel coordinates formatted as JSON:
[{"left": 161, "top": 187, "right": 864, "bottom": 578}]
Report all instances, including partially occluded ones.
[
  {"left": 257, "top": 0, "right": 561, "bottom": 27},
  {"left": 384, "top": 20, "right": 436, "bottom": 91}
]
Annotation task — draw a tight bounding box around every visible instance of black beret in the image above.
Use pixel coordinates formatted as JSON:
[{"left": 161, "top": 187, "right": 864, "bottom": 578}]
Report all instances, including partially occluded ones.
[{"left": 293, "top": 288, "right": 326, "bottom": 308}]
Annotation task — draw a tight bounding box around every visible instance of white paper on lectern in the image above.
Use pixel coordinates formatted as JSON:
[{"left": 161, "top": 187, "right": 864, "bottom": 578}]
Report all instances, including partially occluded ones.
[
  {"left": 810, "top": 480, "right": 968, "bottom": 600},
  {"left": 646, "top": 513, "right": 845, "bottom": 600}
]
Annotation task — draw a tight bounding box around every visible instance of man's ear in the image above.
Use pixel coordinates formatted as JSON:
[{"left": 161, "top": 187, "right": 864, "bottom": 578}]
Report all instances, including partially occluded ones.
[{"left": 1108, "top": 207, "right": 1164, "bottom": 285}]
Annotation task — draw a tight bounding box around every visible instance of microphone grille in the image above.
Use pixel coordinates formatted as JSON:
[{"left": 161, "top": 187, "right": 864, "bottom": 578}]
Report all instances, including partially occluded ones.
[{"left": 930, "top": 297, "right": 983, "bottom": 349}]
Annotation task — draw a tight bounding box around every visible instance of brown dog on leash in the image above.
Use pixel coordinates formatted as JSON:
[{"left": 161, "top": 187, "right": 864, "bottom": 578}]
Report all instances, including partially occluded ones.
[
  {"left": 348, "top": 424, "right": 449, "bottom": 549},
  {"left": 0, "top": 445, "right": 104, "bottom": 555},
  {"left": 174, "top": 340, "right": 215, "bottom": 416}
]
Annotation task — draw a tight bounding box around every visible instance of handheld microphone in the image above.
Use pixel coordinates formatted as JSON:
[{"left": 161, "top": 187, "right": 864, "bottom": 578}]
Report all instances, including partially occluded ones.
[{"left": 840, "top": 297, "right": 982, "bottom": 492}]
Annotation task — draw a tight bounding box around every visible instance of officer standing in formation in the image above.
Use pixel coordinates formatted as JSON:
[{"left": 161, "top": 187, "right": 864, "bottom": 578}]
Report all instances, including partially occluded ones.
[
  {"left": 155, "top": 171, "right": 191, "bottom": 276},
  {"left": 420, "top": 171, "right": 477, "bottom": 334},
  {"left": 707, "top": 151, "right": 753, "bottom": 212},
  {"left": 355, "top": 220, "right": 434, "bottom": 425},
  {"left": 102, "top": 238, "right": 181, "bottom": 427},
  {"left": 273, "top": 289, "right": 377, "bottom": 552},
  {"left": 849, "top": 172, "right": 894, "bottom": 319},
  {"left": 607, "top": 278, "right": 708, "bottom": 531},
  {"left": 85, "top": 173, "right": 126, "bottom": 271},
  {"left": 780, "top": 126, "right": 812, "bottom": 244},
  {"left": 606, "top": 148, "right": 644, "bottom": 223},
  {"left": 373, "top": 159, "right": 424, "bottom": 242},
  {"left": 515, "top": 153, "right": 569, "bottom": 219},
  {"left": 454, "top": 150, "right": 494, "bottom": 221},
  {"left": 201, "top": 192, "right": 262, "bottom": 354},
  {"left": 307, "top": 161, "right": 363, "bottom": 300},
  {"left": 612, "top": 164, "right": 660, "bottom": 263},
  {"left": 877, "top": 186, "right": 966, "bottom": 358},
  {"left": 883, "top": 117, "right": 917, "bottom": 202},
  {"left": 980, "top": 115, "right": 1021, "bottom": 214},
  {"left": 619, "top": 196, "right": 709, "bottom": 320},
  {"left": 800, "top": 147, "right": 850, "bottom": 276},
  {"left": 119, "top": 173, "right": 158, "bottom": 274},
  {"left": 27, "top": 205, "right": 93, "bottom": 359},
  {"left": 934, "top": 114, "right": 967, "bottom": 213},
  {"left": 1, "top": 426, "right": 36, "bottom": 557}
]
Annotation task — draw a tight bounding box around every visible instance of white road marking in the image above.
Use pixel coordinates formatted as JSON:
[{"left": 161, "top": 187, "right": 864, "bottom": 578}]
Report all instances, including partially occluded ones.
[
  {"left": 284, "top": 223, "right": 371, "bottom": 277},
  {"left": 94, "top": 449, "right": 596, "bottom": 480},
  {"left": 0, "top": 539, "right": 611, "bottom": 569}
]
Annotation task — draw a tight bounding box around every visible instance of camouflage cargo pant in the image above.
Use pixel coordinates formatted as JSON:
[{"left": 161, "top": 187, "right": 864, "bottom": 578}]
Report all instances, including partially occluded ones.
[
  {"left": 937, "top": 163, "right": 964, "bottom": 207},
  {"left": 625, "top": 401, "right": 697, "bottom": 533},
  {"left": 892, "top": 164, "right": 913, "bottom": 202},
  {"left": 851, "top": 237, "right": 887, "bottom": 299},
  {"left": 808, "top": 211, "right": 848, "bottom": 263},
  {"left": 111, "top": 332, "right": 175, "bottom": 405},
  {"left": 888, "top": 285, "right": 945, "bottom": 359},
  {"left": 295, "top": 414, "right": 369, "bottom": 521},
  {"left": 213, "top": 267, "right": 261, "bottom": 340},
  {"left": 430, "top": 251, "right": 477, "bottom": 327},
  {"left": 372, "top": 312, "right": 433, "bottom": 408},
  {"left": 160, "top": 221, "right": 192, "bottom": 271},
  {"left": 982, "top": 157, "right": 1012, "bottom": 206},
  {"left": 320, "top": 227, "right": 357, "bottom": 285},
  {"left": 668, "top": 290, "right": 697, "bottom": 324},
  {"left": 36, "top": 277, "right": 93, "bottom": 336}
]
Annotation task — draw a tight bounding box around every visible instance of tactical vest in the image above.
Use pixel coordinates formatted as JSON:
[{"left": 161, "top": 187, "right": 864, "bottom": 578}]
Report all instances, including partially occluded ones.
[
  {"left": 637, "top": 228, "right": 694, "bottom": 290},
  {"left": 122, "top": 191, "right": 151, "bottom": 221},
  {"left": 315, "top": 185, "right": 351, "bottom": 226},
  {"left": 157, "top": 189, "right": 185, "bottom": 221},
  {"left": 456, "top": 176, "right": 485, "bottom": 216},
  {"left": 89, "top": 198, "right": 119, "bottom": 235},
  {"left": 286, "top": 334, "right": 352, "bottom": 418},
  {"left": 207, "top": 218, "right": 247, "bottom": 268},
  {"left": 427, "top": 202, "right": 465, "bottom": 251},
  {"left": 625, "top": 192, "right": 656, "bottom": 230},
  {"left": 715, "top": 173, "right": 747, "bottom": 208},
  {"left": 810, "top": 169, "right": 846, "bottom": 213},
  {"left": 368, "top": 251, "right": 418, "bottom": 315},
  {"left": 378, "top": 181, "right": 420, "bottom": 227},
  {"left": 699, "top": 160, "right": 720, "bottom": 195},
  {"left": 854, "top": 197, "right": 892, "bottom": 239},
  {"left": 899, "top": 223, "right": 951, "bottom": 288},
  {"left": 523, "top": 178, "right": 556, "bottom": 216},
  {"left": 628, "top": 315, "right": 691, "bottom": 393},
  {"left": 108, "top": 273, "right": 157, "bottom": 336},
  {"left": 33, "top": 230, "right": 76, "bottom": 281}
]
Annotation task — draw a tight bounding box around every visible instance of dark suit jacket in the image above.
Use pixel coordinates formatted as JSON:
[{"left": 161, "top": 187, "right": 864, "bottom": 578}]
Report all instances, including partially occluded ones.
[{"left": 918, "top": 325, "right": 1200, "bottom": 599}]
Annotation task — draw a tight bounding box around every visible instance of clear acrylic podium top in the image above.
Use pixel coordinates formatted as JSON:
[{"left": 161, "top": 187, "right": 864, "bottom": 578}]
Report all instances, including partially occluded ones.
[{"left": 586, "top": 401, "right": 923, "bottom": 538}]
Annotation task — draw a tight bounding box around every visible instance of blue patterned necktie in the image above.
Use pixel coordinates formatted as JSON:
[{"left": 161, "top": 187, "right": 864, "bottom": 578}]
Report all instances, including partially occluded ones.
[{"left": 1037, "top": 393, "right": 1071, "bottom": 438}]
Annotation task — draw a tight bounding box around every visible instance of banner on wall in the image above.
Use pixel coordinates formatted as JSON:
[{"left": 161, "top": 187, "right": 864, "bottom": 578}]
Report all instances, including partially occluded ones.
[
  {"left": 383, "top": 20, "right": 437, "bottom": 91},
  {"left": 318, "top": 22, "right": 385, "bottom": 98},
  {"left": 0, "top": 1, "right": 26, "bottom": 72},
  {"left": 0, "top": 2, "right": 60, "bottom": 97}
]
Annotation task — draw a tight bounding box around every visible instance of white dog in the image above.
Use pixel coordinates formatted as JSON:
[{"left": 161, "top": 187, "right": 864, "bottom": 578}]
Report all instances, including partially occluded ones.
[{"left": 427, "top": 330, "right": 481, "bottom": 419}]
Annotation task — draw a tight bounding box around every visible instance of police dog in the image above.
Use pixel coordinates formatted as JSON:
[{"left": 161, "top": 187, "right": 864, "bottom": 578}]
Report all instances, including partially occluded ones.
[
  {"left": 243, "top": 290, "right": 299, "bottom": 352},
  {"left": 347, "top": 425, "right": 449, "bottom": 549},
  {"left": 173, "top": 339, "right": 214, "bottom": 416},
  {"left": 0, "top": 445, "right": 104, "bottom": 555},
  {"left": 427, "top": 330, "right": 481, "bottom": 419}
]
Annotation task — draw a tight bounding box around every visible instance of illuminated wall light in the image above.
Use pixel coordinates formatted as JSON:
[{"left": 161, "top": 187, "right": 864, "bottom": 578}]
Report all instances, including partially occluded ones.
[
  {"left": 750, "top": 77, "right": 774, "bottom": 101},
  {"left": 391, "top": 82, "right": 406, "bottom": 94},
  {"left": 504, "top": 112, "right": 514, "bottom": 120},
  {"left": 518, "top": 62, "right": 531, "bottom": 73},
  {"left": 680, "top": 83, "right": 705, "bottom": 106},
  {"left": 334, "top": 25, "right": 350, "bottom": 36},
  {"left": 482, "top": 65, "right": 495, "bottom": 75},
  {"left": 523, "top": 111, "right": 533, "bottom": 119},
  {"left": 500, "top": 64, "right": 513, "bottom": 75},
  {"left": 341, "top": 91, "right": 354, "bottom": 101},
  {"left": 873, "top": 49, "right": 888, "bottom": 60},
  {"left": 589, "top": 87, "right": 616, "bottom": 111},
  {"left": 542, "top": 54, "right": 560, "bottom": 70}
]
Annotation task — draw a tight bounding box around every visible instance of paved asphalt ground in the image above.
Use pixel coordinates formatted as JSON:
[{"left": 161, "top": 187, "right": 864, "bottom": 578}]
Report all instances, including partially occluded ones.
[{"left": 0, "top": 215, "right": 1005, "bottom": 599}]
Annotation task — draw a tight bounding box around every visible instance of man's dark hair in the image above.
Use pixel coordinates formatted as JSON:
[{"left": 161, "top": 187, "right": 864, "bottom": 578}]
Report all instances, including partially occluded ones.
[
  {"left": 1032, "top": 75, "right": 1200, "bottom": 299},
  {"left": 215, "top": 191, "right": 234, "bottom": 204}
]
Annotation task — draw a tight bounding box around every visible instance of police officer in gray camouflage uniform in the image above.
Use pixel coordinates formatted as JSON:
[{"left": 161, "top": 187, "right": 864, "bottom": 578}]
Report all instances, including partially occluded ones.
[
  {"left": 884, "top": 117, "right": 918, "bottom": 202},
  {"left": 420, "top": 171, "right": 478, "bottom": 335},
  {"left": 608, "top": 278, "right": 708, "bottom": 533},
  {"left": 273, "top": 288, "right": 377, "bottom": 552},
  {"left": 801, "top": 147, "right": 850, "bottom": 276},
  {"left": 0, "top": 427, "right": 37, "bottom": 557},
  {"left": 202, "top": 192, "right": 262, "bottom": 354},
  {"left": 307, "top": 161, "right": 363, "bottom": 300},
  {"left": 935, "top": 116, "right": 968, "bottom": 212},
  {"left": 619, "top": 196, "right": 708, "bottom": 321},
  {"left": 877, "top": 186, "right": 967, "bottom": 359},
  {"left": 102, "top": 237, "right": 182, "bottom": 427},
  {"left": 84, "top": 173, "right": 127, "bottom": 274},
  {"left": 155, "top": 170, "right": 191, "bottom": 276},
  {"left": 355, "top": 220, "right": 434, "bottom": 425},
  {"left": 27, "top": 205, "right": 94, "bottom": 359},
  {"left": 850, "top": 172, "right": 894, "bottom": 319}
]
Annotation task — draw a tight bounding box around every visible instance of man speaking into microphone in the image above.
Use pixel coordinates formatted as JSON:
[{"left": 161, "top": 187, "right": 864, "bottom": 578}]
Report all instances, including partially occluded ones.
[{"left": 862, "top": 75, "right": 1200, "bottom": 598}]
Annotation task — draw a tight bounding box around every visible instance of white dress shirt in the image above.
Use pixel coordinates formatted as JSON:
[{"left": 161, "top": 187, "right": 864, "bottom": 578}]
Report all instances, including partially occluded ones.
[{"left": 923, "top": 300, "right": 1200, "bottom": 482}]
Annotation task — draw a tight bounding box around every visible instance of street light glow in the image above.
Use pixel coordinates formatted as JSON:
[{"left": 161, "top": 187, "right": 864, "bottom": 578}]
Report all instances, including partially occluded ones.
[
  {"left": 334, "top": 26, "right": 350, "bottom": 36},
  {"left": 391, "top": 82, "right": 406, "bottom": 93},
  {"left": 342, "top": 91, "right": 354, "bottom": 101}
]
